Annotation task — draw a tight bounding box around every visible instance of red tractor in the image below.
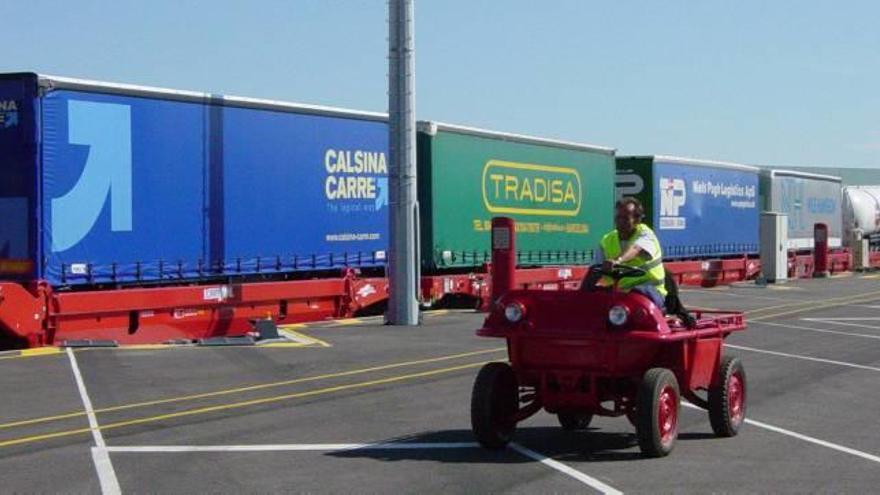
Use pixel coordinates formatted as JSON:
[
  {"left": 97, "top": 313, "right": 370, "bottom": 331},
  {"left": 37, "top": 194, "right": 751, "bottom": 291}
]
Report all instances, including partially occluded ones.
[{"left": 470, "top": 219, "right": 747, "bottom": 457}]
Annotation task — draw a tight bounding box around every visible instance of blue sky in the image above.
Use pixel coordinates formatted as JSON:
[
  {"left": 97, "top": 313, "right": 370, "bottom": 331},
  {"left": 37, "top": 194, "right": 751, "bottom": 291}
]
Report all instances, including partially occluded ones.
[{"left": 2, "top": 1, "right": 878, "bottom": 167}]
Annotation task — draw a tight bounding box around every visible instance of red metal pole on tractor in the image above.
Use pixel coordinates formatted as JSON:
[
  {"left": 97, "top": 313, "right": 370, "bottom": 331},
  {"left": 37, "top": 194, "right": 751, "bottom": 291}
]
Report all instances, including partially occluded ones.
[
  {"left": 813, "top": 222, "right": 829, "bottom": 278},
  {"left": 491, "top": 217, "right": 516, "bottom": 303}
]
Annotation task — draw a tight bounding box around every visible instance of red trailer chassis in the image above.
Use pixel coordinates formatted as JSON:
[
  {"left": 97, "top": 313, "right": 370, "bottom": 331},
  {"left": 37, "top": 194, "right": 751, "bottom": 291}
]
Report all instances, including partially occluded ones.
[{"left": 0, "top": 247, "right": 876, "bottom": 348}]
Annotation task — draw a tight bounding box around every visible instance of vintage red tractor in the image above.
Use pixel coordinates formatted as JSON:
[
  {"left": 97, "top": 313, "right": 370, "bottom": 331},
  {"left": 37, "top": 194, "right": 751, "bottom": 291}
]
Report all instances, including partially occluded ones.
[{"left": 470, "top": 218, "right": 747, "bottom": 457}]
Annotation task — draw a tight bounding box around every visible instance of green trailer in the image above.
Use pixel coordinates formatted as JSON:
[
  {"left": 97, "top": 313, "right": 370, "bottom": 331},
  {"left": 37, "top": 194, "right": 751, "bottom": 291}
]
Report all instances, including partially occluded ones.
[{"left": 417, "top": 122, "right": 616, "bottom": 272}]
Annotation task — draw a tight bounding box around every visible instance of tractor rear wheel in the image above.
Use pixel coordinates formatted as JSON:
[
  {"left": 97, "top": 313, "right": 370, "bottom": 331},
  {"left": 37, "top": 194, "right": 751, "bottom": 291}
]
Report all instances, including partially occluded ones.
[
  {"left": 709, "top": 355, "right": 747, "bottom": 437},
  {"left": 471, "top": 362, "right": 519, "bottom": 449},
  {"left": 636, "top": 368, "right": 680, "bottom": 457}
]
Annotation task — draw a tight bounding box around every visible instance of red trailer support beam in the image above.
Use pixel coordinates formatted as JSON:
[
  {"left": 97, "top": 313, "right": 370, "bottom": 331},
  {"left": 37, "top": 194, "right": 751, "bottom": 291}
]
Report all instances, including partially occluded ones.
[
  {"left": 47, "top": 277, "right": 357, "bottom": 345},
  {"left": 0, "top": 270, "right": 392, "bottom": 347},
  {"left": 664, "top": 256, "right": 759, "bottom": 287},
  {"left": 0, "top": 282, "right": 49, "bottom": 347}
]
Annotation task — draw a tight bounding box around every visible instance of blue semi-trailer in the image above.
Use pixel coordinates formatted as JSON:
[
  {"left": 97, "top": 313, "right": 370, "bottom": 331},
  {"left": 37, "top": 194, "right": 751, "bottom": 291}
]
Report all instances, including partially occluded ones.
[
  {"left": 615, "top": 155, "right": 761, "bottom": 259},
  {"left": 0, "top": 73, "right": 390, "bottom": 287},
  {"left": 0, "top": 73, "right": 613, "bottom": 349}
]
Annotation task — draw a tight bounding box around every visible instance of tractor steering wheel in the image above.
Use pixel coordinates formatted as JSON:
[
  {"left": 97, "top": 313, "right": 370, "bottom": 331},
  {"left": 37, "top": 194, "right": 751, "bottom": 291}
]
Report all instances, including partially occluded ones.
[
  {"left": 590, "top": 263, "right": 647, "bottom": 280},
  {"left": 580, "top": 263, "right": 647, "bottom": 292},
  {"left": 606, "top": 264, "right": 648, "bottom": 279}
]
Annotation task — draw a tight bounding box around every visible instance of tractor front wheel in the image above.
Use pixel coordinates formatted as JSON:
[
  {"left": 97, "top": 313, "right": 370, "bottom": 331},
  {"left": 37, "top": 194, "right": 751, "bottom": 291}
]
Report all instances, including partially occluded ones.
[
  {"left": 471, "top": 362, "right": 519, "bottom": 449},
  {"left": 636, "top": 368, "right": 680, "bottom": 457}
]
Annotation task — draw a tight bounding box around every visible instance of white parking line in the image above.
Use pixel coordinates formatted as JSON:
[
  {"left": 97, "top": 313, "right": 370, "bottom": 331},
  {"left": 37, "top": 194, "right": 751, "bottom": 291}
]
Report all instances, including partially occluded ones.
[
  {"left": 680, "top": 289, "right": 794, "bottom": 302},
  {"left": 682, "top": 403, "right": 880, "bottom": 465},
  {"left": 67, "top": 348, "right": 121, "bottom": 495},
  {"left": 801, "top": 318, "right": 880, "bottom": 330},
  {"left": 106, "top": 442, "right": 621, "bottom": 494},
  {"left": 510, "top": 442, "right": 622, "bottom": 495},
  {"left": 802, "top": 316, "right": 880, "bottom": 321},
  {"left": 725, "top": 344, "right": 880, "bottom": 372},
  {"left": 754, "top": 321, "right": 880, "bottom": 340}
]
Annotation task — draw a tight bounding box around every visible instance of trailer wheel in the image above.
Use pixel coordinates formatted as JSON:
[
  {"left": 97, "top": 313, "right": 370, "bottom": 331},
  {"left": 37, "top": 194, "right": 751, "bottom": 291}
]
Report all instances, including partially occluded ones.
[
  {"left": 636, "top": 368, "right": 680, "bottom": 457},
  {"left": 709, "top": 355, "right": 746, "bottom": 437},
  {"left": 471, "top": 362, "right": 518, "bottom": 449},
  {"left": 557, "top": 412, "right": 593, "bottom": 431}
]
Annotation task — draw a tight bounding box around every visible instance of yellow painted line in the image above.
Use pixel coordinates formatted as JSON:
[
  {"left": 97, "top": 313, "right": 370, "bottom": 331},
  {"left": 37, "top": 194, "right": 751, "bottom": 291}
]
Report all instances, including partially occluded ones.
[
  {"left": 745, "top": 289, "right": 880, "bottom": 316},
  {"left": 0, "top": 347, "right": 64, "bottom": 361},
  {"left": 681, "top": 287, "right": 727, "bottom": 293},
  {"left": 0, "top": 347, "right": 506, "bottom": 432},
  {"left": 0, "top": 360, "right": 491, "bottom": 449},
  {"left": 751, "top": 293, "right": 880, "bottom": 321},
  {"left": 278, "top": 309, "right": 463, "bottom": 330},
  {"left": 0, "top": 425, "right": 94, "bottom": 448},
  {"left": 257, "top": 342, "right": 309, "bottom": 348},
  {"left": 334, "top": 318, "right": 366, "bottom": 326},
  {"left": 117, "top": 344, "right": 177, "bottom": 350},
  {"left": 20, "top": 347, "right": 62, "bottom": 357},
  {"left": 861, "top": 274, "right": 880, "bottom": 280},
  {"left": 279, "top": 323, "right": 308, "bottom": 330},
  {"left": 0, "top": 410, "right": 86, "bottom": 430},
  {"left": 277, "top": 328, "right": 331, "bottom": 348},
  {"left": 767, "top": 285, "right": 803, "bottom": 291}
]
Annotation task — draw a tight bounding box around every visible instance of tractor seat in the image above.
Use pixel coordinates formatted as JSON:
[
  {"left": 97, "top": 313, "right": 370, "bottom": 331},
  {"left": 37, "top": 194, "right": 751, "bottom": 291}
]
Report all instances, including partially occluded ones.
[{"left": 664, "top": 272, "right": 697, "bottom": 329}]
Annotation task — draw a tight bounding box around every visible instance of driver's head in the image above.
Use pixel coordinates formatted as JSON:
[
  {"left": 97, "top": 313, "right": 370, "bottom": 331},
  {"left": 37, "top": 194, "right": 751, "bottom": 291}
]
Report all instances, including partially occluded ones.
[{"left": 614, "top": 197, "right": 644, "bottom": 239}]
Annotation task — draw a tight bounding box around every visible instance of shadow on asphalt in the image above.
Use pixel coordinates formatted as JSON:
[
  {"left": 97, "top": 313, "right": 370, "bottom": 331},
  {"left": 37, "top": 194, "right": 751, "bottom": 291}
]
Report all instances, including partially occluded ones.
[
  {"left": 327, "top": 427, "right": 644, "bottom": 463},
  {"left": 329, "top": 427, "right": 726, "bottom": 464}
]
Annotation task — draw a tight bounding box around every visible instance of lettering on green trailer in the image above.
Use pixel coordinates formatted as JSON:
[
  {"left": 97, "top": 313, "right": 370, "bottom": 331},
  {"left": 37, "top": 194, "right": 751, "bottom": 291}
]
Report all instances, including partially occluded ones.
[{"left": 481, "top": 160, "right": 581, "bottom": 216}]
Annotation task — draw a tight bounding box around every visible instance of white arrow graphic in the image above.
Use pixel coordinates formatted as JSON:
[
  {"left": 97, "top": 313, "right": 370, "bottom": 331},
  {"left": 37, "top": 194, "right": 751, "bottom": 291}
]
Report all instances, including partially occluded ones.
[{"left": 51, "top": 100, "right": 132, "bottom": 252}]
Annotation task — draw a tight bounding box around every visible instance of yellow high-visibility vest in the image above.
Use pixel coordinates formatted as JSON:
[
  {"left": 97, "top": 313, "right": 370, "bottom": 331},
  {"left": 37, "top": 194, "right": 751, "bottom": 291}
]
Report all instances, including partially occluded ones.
[{"left": 599, "top": 223, "right": 667, "bottom": 297}]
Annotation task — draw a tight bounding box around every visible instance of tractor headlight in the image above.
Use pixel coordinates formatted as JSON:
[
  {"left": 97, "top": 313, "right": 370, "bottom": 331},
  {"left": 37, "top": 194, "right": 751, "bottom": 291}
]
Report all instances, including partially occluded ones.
[
  {"left": 504, "top": 302, "right": 526, "bottom": 323},
  {"left": 608, "top": 305, "right": 629, "bottom": 326}
]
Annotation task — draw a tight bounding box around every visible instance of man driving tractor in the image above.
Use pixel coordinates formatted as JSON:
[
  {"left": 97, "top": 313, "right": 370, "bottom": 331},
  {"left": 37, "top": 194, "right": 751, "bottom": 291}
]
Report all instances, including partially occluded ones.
[
  {"left": 594, "top": 197, "right": 667, "bottom": 309},
  {"left": 584, "top": 197, "right": 694, "bottom": 326}
]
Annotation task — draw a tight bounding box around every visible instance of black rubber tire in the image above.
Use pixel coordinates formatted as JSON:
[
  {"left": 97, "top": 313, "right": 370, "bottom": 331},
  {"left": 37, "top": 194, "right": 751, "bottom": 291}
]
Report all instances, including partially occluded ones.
[
  {"left": 557, "top": 412, "right": 593, "bottom": 431},
  {"left": 636, "top": 368, "right": 680, "bottom": 457},
  {"left": 709, "top": 355, "right": 747, "bottom": 437},
  {"left": 471, "top": 362, "right": 519, "bottom": 449}
]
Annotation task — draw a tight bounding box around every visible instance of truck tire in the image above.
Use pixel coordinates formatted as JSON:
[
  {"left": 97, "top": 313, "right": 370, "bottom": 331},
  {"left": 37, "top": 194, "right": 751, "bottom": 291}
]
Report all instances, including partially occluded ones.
[
  {"left": 636, "top": 368, "right": 680, "bottom": 457},
  {"left": 709, "top": 355, "right": 747, "bottom": 437},
  {"left": 471, "top": 362, "right": 518, "bottom": 449}
]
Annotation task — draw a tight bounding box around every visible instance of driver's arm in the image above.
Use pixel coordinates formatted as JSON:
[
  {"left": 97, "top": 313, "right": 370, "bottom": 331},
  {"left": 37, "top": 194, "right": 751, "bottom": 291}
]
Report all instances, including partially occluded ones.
[
  {"left": 612, "top": 244, "right": 650, "bottom": 264},
  {"left": 611, "top": 230, "right": 659, "bottom": 265}
]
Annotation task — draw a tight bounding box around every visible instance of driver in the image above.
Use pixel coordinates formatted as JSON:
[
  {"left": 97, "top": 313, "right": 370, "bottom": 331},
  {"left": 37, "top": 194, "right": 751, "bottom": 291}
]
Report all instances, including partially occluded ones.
[{"left": 593, "top": 197, "right": 667, "bottom": 309}]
